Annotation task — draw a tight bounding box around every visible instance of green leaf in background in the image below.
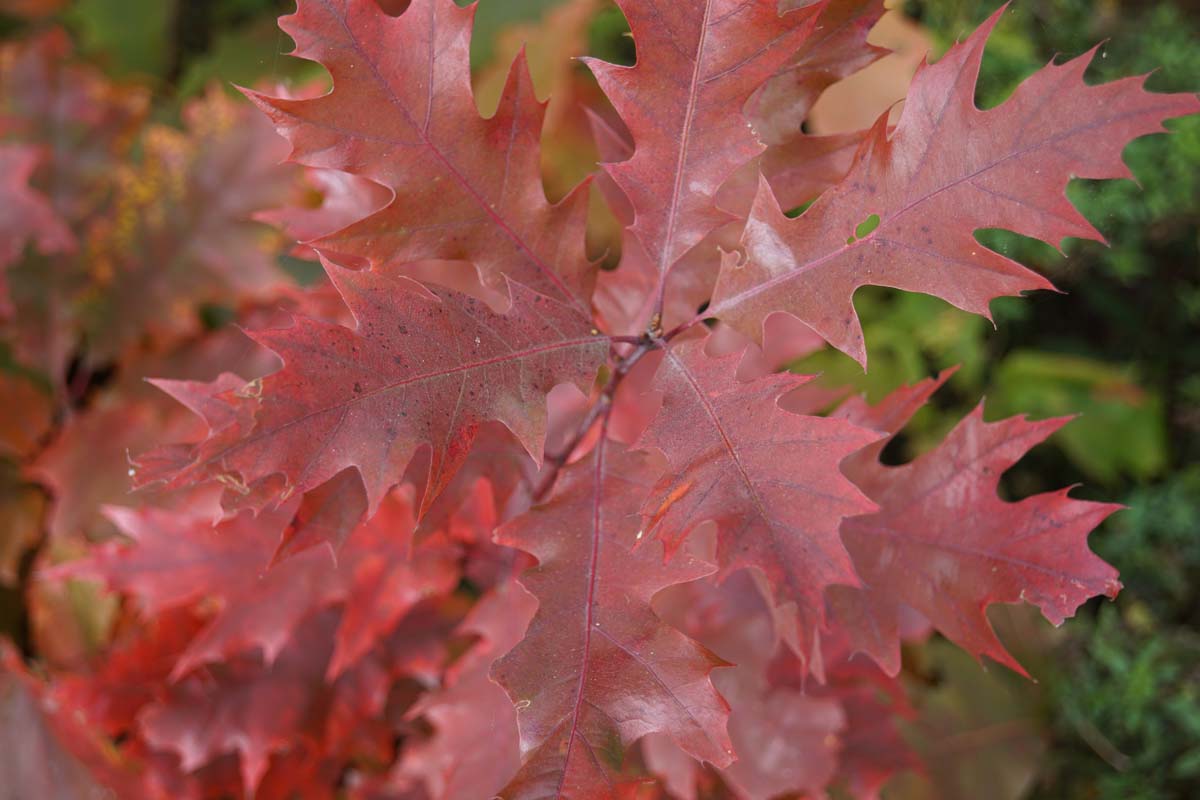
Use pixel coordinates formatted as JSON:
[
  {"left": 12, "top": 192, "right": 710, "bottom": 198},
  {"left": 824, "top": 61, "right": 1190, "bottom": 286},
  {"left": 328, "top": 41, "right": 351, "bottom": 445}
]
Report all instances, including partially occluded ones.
[
  {"left": 987, "top": 352, "right": 1167, "bottom": 485},
  {"left": 64, "top": 0, "right": 172, "bottom": 78},
  {"left": 888, "top": 641, "right": 1046, "bottom": 800},
  {"left": 462, "top": 0, "right": 566, "bottom": 67},
  {"left": 177, "top": 16, "right": 323, "bottom": 99}
]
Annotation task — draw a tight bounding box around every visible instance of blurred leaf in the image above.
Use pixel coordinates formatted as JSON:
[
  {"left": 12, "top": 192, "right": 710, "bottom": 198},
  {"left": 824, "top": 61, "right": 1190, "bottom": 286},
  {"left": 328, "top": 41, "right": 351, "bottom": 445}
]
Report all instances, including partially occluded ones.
[
  {"left": 0, "top": 0, "right": 66, "bottom": 19},
  {"left": 988, "top": 352, "right": 1166, "bottom": 484},
  {"left": 178, "top": 17, "right": 322, "bottom": 99},
  {"left": 889, "top": 641, "right": 1045, "bottom": 800},
  {"left": 64, "top": 0, "right": 173, "bottom": 78},
  {"left": 468, "top": 0, "right": 568, "bottom": 67}
]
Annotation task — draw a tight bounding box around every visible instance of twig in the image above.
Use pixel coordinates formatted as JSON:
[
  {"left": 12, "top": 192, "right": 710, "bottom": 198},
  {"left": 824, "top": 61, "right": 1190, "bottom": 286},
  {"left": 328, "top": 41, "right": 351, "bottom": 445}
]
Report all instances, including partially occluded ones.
[{"left": 532, "top": 334, "right": 659, "bottom": 501}]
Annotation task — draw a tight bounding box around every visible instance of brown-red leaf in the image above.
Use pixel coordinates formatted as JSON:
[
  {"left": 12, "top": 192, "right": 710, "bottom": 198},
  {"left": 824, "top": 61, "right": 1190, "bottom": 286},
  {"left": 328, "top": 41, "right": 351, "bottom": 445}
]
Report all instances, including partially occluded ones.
[
  {"left": 586, "top": 0, "right": 824, "bottom": 317},
  {"left": 711, "top": 6, "right": 1200, "bottom": 364},
  {"left": 833, "top": 400, "right": 1122, "bottom": 676},
  {"left": 165, "top": 264, "right": 607, "bottom": 514},
  {"left": 249, "top": 0, "right": 594, "bottom": 312}
]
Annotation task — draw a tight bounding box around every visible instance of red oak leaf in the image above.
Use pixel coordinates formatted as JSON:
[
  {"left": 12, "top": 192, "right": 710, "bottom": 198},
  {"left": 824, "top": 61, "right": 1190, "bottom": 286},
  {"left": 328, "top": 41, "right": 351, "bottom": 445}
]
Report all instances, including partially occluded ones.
[
  {"left": 638, "top": 662, "right": 849, "bottom": 800},
  {"left": 641, "top": 732, "right": 703, "bottom": 800},
  {"left": 415, "top": 422, "right": 540, "bottom": 541},
  {"left": 637, "top": 335, "right": 879, "bottom": 663},
  {"left": 492, "top": 444, "right": 732, "bottom": 799},
  {"left": 260, "top": 166, "right": 392, "bottom": 262},
  {"left": 272, "top": 468, "right": 369, "bottom": 564},
  {"left": 835, "top": 401, "right": 1122, "bottom": 676},
  {"left": 162, "top": 264, "right": 608, "bottom": 515},
  {"left": 768, "top": 632, "right": 919, "bottom": 800},
  {"left": 248, "top": 0, "right": 593, "bottom": 312},
  {"left": 832, "top": 366, "right": 957, "bottom": 470},
  {"left": 586, "top": 0, "right": 823, "bottom": 318},
  {"left": 716, "top": 666, "right": 844, "bottom": 800},
  {"left": 710, "top": 6, "right": 1200, "bottom": 364},
  {"left": 829, "top": 675, "right": 918, "bottom": 800},
  {"left": 0, "top": 30, "right": 149, "bottom": 227},
  {"left": 753, "top": 129, "right": 866, "bottom": 211},
  {"left": 55, "top": 484, "right": 457, "bottom": 679},
  {"left": 326, "top": 492, "right": 460, "bottom": 678},
  {"left": 719, "top": 0, "right": 886, "bottom": 214},
  {"left": 52, "top": 607, "right": 209, "bottom": 737},
  {"left": 53, "top": 502, "right": 296, "bottom": 619}
]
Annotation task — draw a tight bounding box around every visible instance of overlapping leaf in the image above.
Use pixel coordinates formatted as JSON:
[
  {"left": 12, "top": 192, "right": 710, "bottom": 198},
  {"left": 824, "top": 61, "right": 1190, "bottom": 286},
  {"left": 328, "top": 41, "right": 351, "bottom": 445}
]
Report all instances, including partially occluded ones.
[
  {"left": 78, "top": 88, "right": 294, "bottom": 363},
  {"left": 0, "top": 144, "right": 74, "bottom": 310},
  {"left": 54, "top": 485, "right": 458, "bottom": 681},
  {"left": 399, "top": 584, "right": 536, "bottom": 799},
  {"left": 3, "top": 2, "right": 1190, "bottom": 798},
  {"left": 638, "top": 336, "right": 879, "bottom": 662},
  {"left": 710, "top": 7, "right": 1200, "bottom": 364},
  {"left": 747, "top": 0, "right": 887, "bottom": 146},
  {"left": 0, "top": 644, "right": 133, "bottom": 800}
]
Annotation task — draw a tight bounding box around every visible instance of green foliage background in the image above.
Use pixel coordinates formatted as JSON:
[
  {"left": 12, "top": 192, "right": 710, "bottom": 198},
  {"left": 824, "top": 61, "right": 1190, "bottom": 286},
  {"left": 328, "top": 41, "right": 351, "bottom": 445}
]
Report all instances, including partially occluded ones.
[
  {"left": 898, "top": 4, "right": 1200, "bottom": 798},
  {"left": 2, "top": 0, "right": 1196, "bottom": 797}
]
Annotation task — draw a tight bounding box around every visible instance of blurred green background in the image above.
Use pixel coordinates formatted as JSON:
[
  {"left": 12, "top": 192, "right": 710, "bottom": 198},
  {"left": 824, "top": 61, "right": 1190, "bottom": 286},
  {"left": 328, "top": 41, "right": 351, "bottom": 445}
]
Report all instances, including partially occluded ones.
[
  {"left": 891, "top": 4, "right": 1200, "bottom": 797},
  {"left": 1, "top": 0, "right": 1196, "bottom": 797}
]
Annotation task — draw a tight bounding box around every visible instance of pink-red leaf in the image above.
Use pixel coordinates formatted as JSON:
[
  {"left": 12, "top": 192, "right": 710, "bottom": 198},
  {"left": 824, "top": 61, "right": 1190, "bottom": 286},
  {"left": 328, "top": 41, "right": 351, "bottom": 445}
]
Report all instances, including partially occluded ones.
[
  {"left": 834, "top": 402, "right": 1121, "bottom": 676},
  {"left": 250, "top": 0, "right": 593, "bottom": 311},
  {"left": 399, "top": 584, "right": 536, "bottom": 799},
  {"left": 0, "top": 143, "right": 74, "bottom": 293},
  {"left": 0, "top": 644, "right": 128, "bottom": 800},
  {"left": 747, "top": 0, "right": 887, "bottom": 146},
  {"left": 587, "top": 0, "right": 824, "bottom": 315}
]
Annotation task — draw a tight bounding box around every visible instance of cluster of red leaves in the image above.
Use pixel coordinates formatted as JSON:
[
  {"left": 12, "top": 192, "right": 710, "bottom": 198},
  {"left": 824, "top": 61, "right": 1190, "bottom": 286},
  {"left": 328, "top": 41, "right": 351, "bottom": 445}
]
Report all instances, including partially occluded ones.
[{"left": 2, "top": 1, "right": 1197, "bottom": 798}]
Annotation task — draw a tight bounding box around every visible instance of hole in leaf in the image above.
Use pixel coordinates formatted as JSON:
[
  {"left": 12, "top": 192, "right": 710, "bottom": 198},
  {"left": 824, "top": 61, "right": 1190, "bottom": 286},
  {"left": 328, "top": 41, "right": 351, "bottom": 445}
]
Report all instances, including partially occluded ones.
[
  {"left": 374, "top": 0, "right": 410, "bottom": 15},
  {"left": 855, "top": 213, "right": 881, "bottom": 239}
]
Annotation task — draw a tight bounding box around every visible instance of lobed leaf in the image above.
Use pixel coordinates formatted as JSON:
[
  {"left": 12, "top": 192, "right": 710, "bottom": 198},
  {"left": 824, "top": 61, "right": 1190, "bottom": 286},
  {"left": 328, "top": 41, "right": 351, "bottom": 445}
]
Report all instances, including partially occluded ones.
[
  {"left": 587, "top": 0, "right": 824, "bottom": 319},
  {"left": 249, "top": 0, "right": 594, "bottom": 312},
  {"left": 833, "top": 391, "right": 1122, "bottom": 676}
]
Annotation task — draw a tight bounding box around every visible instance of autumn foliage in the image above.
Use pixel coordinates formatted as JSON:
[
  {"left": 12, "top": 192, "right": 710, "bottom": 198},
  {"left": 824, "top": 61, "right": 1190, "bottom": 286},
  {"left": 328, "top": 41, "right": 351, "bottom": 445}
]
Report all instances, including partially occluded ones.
[{"left": 1, "top": 1, "right": 1197, "bottom": 798}]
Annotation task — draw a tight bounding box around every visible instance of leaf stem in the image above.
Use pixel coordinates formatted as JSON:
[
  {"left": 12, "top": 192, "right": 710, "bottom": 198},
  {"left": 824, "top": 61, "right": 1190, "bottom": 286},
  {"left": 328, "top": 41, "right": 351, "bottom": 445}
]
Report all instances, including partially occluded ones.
[{"left": 533, "top": 333, "right": 659, "bottom": 501}]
